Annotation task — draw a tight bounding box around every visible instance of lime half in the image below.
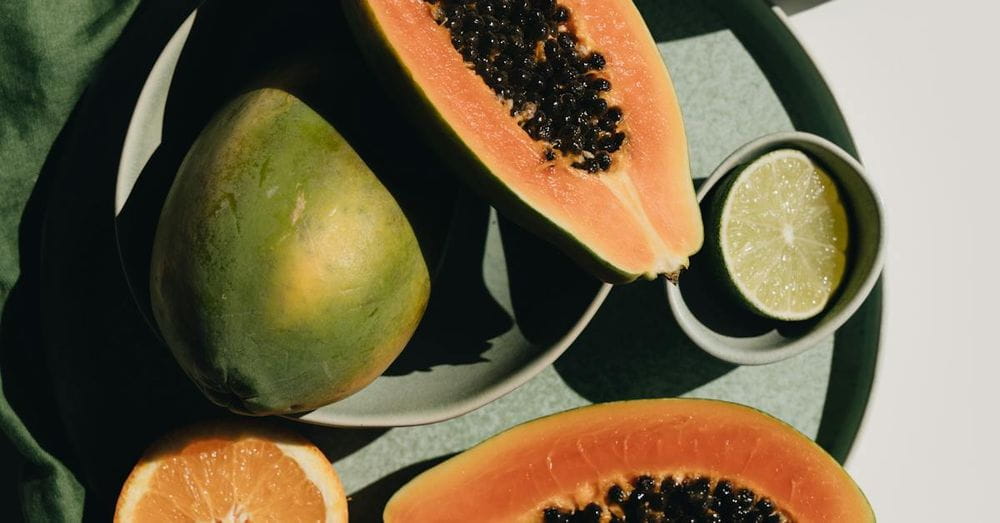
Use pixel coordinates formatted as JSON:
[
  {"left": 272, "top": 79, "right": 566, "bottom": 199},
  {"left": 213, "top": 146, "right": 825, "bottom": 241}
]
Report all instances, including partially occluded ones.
[{"left": 715, "top": 149, "right": 849, "bottom": 321}]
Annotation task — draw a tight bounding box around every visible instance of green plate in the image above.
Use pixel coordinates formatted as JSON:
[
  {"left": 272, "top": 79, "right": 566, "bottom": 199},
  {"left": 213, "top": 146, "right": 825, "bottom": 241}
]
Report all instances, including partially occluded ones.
[
  {"left": 34, "top": 0, "right": 881, "bottom": 519},
  {"left": 303, "top": 1, "right": 881, "bottom": 515}
]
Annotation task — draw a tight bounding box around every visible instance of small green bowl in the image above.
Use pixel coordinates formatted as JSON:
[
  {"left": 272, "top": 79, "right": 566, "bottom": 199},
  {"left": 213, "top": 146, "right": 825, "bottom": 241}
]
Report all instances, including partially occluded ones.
[{"left": 666, "top": 132, "right": 885, "bottom": 365}]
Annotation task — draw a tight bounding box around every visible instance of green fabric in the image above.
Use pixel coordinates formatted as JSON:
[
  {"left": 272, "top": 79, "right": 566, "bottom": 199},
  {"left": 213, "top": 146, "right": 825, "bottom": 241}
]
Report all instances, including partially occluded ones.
[{"left": 1, "top": 1, "right": 139, "bottom": 521}]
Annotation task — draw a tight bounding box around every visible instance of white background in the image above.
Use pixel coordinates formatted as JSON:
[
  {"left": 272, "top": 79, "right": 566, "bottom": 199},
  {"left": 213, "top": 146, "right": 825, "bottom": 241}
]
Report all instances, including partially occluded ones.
[{"left": 777, "top": 0, "right": 1000, "bottom": 520}]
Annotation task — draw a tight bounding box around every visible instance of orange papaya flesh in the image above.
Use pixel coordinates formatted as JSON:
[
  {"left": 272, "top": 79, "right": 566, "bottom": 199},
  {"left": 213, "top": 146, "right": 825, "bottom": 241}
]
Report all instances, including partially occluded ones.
[
  {"left": 346, "top": 0, "right": 703, "bottom": 283},
  {"left": 384, "top": 399, "right": 874, "bottom": 522}
]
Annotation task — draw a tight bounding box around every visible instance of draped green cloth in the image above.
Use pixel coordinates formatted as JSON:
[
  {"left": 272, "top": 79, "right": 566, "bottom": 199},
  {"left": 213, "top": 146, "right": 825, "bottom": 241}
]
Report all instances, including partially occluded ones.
[{"left": 1, "top": 1, "right": 139, "bottom": 520}]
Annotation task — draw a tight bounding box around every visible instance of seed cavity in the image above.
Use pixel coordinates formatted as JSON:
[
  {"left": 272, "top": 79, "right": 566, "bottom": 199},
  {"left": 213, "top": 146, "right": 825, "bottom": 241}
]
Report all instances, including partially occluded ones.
[
  {"left": 424, "top": 0, "right": 625, "bottom": 173},
  {"left": 542, "top": 475, "right": 791, "bottom": 522}
]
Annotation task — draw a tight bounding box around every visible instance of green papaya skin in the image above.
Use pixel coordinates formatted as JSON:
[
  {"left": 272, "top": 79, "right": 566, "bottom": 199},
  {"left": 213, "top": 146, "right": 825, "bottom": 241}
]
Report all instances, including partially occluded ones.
[{"left": 150, "top": 88, "right": 430, "bottom": 415}]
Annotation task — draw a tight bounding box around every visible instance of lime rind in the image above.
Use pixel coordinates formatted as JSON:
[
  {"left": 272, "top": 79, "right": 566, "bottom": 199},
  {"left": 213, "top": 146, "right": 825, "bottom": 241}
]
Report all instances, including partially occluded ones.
[{"left": 716, "top": 149, "right": 848, "bottom": 321}]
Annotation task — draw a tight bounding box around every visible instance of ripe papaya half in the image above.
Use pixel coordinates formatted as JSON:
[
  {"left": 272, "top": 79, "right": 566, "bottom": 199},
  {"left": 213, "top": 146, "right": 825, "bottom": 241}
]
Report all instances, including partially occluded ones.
[
  {"left": 385, "top": 399, "right": 874, "bottom": 522},
  {"left": 344, "top": 0, "right": 703, "bottom": 283}
]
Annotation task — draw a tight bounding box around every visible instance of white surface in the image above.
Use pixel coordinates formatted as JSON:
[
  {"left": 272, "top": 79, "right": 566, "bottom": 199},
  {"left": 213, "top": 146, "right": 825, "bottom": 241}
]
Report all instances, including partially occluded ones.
[{"left": 780, "top": 0, "right": 1000, "bottom": 520}]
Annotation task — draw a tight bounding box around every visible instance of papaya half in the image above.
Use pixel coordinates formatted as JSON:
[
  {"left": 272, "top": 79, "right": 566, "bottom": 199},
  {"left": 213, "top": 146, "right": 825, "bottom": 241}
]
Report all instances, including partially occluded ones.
[
  {"left": 149, "top": 88, "right": 430, "bottom": 415},
  {"left": 344, "top": 0, "right": 703, "bottom": 283},
  {"left": 385, "top": 399, "right": 874, "bottom": 522}
]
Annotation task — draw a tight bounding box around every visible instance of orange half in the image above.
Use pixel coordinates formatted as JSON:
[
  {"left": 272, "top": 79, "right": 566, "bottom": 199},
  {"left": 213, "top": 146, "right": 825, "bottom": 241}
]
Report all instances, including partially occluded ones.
[{"left": 114, "top": 421, "right": 348, "bottom": 522}]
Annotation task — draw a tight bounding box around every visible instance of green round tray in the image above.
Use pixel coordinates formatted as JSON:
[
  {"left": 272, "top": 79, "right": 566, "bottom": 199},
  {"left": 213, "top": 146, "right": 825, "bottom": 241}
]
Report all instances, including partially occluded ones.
[
  {"left": 32, "top": 0, "right": 881, "bottom": 519},
  {"left": 302, "top": 1, "right": 882, "bottom": 515}
]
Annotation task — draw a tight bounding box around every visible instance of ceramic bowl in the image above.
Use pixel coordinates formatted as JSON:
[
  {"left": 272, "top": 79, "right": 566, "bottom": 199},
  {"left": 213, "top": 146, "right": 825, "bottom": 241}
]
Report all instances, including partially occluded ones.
[
  {"left": 113, "top": 5, "right": 610, "bottom": 427},
  {"left": 666, "top": 131, "right": 884, "bottom": 365}
]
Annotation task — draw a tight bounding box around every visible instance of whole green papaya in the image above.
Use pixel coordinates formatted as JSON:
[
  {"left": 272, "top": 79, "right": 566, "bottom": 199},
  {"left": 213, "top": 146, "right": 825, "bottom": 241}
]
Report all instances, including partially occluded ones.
[{"left": 150, "top": 88, "right": 429, "bottom": 415}]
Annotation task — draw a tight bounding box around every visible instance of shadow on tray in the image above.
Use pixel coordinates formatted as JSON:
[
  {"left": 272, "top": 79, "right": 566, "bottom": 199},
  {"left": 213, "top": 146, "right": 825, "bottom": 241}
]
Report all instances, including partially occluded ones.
[
  {"left": 636, "top": 0, "right": 727, "bottom": 42},
  {"left": 554, "top": 278, "right": 738, "bottom": 402},
  {"left": 346, "top": 454, "right": 455, "bottom": 523}
]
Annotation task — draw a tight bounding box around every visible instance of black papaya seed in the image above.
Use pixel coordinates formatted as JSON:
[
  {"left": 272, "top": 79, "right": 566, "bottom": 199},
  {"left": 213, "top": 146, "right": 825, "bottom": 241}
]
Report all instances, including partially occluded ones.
[
  {"left": 544, "top": 39, "right": 561, "bottom": 59},
  {"left": 510, "top": 68, "right": 532, "bottom": 86},
  {"left": 586, "top": 52, "right": 606, "bottom": 70},
  {"left": 608, "top": 132, "right": 625, "bottom": 152},
  {"left": 755, "top": 498, "right": 775, "bottom": 514},
  {"left": 527, "top": 9, "right": 546, "bottom": 27},
  {"left": 543, "top": 507, "right": 571, "bottom": 523},
  {"left": 484, "top": 15, "right": 500, "bottom": 31},
  {"left": 543, "top": 96, "right": 562, "bottom": 115},
  {"left": 553, "top": 5, "right": 570, "bottom": 22},
  {"left": 589, "top": 77, "right": 611, "bottom": 91},
  {"left": 557, "top": 31, "right": 576, "bottom": 49},
  {"left": 604, "top": 106, "right": 622, "bottom": 123},
  {"left": 535, "top": 0, "right": 556, "bottom": 13},
  {"left": 588, "top": 97, "right": 607, "bottom": 115},
  {"left": 428, "top": 0, "right": 627, "bottom": 175},
  {"left": 596, "top": 151, "right": 612, "bottom": 171},
  {"left": 465, "top": 15, "right": 484, "bottom": 31},
  {"left": 495, "top": 54, "right": 514, "bottom": 70},
  {"left": 463, "top": 31, "right": 480, "bottom": 47},
  {"left": 735, "top": 489, "right": 756, "bottom": 511}
]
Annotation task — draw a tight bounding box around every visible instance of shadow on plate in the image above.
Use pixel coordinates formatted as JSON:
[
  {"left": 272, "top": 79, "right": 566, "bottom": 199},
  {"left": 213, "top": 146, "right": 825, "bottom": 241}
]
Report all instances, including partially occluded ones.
[
  {"left": 499, "top": 217, "right": 608, "bottom": 346},
  {"left": 385, "top": 193, "right": 512, "bottom": 375},
  {"left": 386, "top": 192, "right": 607, "bottom": 376}
]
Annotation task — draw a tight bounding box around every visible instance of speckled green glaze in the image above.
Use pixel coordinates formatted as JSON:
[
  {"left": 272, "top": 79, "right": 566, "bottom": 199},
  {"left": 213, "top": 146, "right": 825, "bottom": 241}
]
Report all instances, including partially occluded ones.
[
  {"left": 120, "top": 0, "right": 882, "bottom": 515},
  {"left": 308, "top": 0, "right": 859, "bottom": 500}
]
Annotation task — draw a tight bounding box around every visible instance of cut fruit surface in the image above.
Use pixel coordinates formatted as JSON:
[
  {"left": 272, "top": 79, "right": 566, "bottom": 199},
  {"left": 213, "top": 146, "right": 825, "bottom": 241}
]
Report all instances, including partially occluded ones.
[
  {"left": 344, "top": 0, "right": 703, "bottom": 282},
  {"left": 384, "top": 399, "right": 874, "bottom": 522},
  {"left": 114, "top": 421, "right": 348, "bottom": 522},
  {"left": 717, "top": 149, "right": 849, "bottom": 321}
]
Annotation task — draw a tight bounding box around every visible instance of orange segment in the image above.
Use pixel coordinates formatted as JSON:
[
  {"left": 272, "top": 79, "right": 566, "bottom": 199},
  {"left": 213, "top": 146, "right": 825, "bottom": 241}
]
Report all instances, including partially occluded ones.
[{"left": 114, "top": 421, "right": 348, "bottom": 523}]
